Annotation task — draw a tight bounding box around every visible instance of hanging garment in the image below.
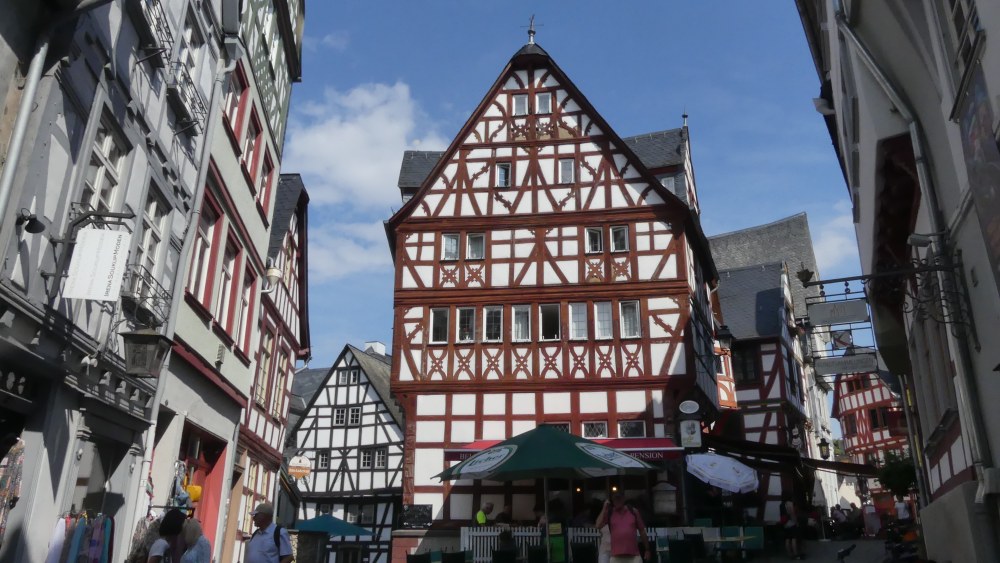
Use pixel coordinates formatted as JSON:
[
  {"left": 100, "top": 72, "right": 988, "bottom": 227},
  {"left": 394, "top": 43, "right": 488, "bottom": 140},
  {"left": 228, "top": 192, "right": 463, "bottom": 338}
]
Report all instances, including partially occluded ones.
[
  {"left": 100, "top": 516, "right": 113, "bottom": 563},
  {"left": 87, "top": 515, "right": 104, "bottom": 562},
  {"left": 59, "top": 519, "right": 78, "bottom": 562},
  {"left": 64, "top": 518, "right": 88, "bottom": 562}
]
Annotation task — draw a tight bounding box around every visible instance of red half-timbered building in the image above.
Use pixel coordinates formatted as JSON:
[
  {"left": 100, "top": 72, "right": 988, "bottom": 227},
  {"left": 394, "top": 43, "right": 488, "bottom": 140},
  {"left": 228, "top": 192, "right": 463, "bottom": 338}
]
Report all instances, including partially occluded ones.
[
  {"left": 386, "top": 40, "right": 723, "bottom": 547},
  {"left": 832, "top": 370, "right": 908, "bottom": 511}
]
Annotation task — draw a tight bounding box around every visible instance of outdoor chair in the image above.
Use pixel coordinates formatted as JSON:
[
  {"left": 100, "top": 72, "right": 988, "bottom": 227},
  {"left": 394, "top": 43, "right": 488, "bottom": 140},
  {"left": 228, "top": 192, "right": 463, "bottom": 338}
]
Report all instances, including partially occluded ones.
[
  {"left": 492, "top": 548, "right": 518, "bottom": 563},
  {"left": 571, "top": 542, "right": 598, "bottom": 563},
  {"left": 682, "top": 533, "right": 708, "bottom": 562},
  {"left": 717, "top": 526, "right": 742, "bottom": 560},
  {"left": 408, "top": 553, "right": 432, "bottom": 563},
  {"left": 740, "top": 526, "right": 765, "bottom": 559},
  {"left": 527, "top": 545, "right": 548, "bottom": 563},
  {"left": 666, "top": 539, "right": 696, "bottom": 563}
]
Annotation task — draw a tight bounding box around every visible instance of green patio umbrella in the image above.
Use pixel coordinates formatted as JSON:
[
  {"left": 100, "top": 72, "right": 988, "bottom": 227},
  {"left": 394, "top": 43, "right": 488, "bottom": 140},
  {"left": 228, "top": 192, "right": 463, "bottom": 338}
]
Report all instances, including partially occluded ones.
[{"left": 294, "top": 514, "right": 373, "bottom": 536}]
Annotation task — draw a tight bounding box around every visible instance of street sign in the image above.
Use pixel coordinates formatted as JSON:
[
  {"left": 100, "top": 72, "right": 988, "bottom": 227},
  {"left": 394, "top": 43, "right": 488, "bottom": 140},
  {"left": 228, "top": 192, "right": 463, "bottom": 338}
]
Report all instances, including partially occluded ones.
[
  {"left": 64, "top": 228, "right": 130, "bottom": 301},
  {"left": 832, "top": 330, "right": 853, "bottom": 349},
  {"left": 807, "top": 298, "right": 870, "bottom": 326},
  {"left": 288, "top": 455, "right": 312, "bottom": 479},
  {"left": 679, "top": 419, "right": 702, "bottom": 448},
  {"left": 814, "top": 353, "right": 879, "bottom": 376}
]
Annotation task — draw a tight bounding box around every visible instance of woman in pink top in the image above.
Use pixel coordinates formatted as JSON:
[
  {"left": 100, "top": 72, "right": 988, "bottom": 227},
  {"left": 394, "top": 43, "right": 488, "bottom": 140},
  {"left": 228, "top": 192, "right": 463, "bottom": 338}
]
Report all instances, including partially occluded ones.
[{"left": 595, "top": 493, "right": 650, "bottom": 563}]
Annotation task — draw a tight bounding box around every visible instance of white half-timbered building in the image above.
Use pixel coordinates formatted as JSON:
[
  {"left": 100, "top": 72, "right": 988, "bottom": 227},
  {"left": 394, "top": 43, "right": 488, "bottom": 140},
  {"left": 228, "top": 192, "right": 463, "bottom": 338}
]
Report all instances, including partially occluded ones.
[
  {"left": 295, "top": 343, "right": 404, "bottom": 563},
  {"left": 386, "top": 38, "right": 725, "bottom": 553}
]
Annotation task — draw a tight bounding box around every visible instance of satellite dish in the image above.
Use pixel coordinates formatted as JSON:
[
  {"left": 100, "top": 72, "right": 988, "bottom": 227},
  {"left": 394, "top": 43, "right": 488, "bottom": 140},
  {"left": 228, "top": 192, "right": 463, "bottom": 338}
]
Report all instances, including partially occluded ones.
[{"left": 678, "top": 400, "right": 700, "bottom": 415}]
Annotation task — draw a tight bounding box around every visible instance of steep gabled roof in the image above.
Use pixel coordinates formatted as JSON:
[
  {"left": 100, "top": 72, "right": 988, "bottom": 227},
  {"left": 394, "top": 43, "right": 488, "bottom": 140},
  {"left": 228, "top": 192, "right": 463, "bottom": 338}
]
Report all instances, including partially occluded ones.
[
  {"left": 717, "top": 263, "right": 785, "bottom": 340},
  {"left": 709, "top": 213, "right": 820, "bottom": 316},
  {"left": 269, "top": 174, "right": 312, "bottom": 356},
  {"left": 347, "top": 344, "right": 402, "bottom": 428},
  {"left": 621, "top": 128, "right": 685, "bottom": 169},
  {"left": 397, "top": 150, "right": 445, "bottom": 190},
  {"left": 385, "top": 42, "right": 718, "bottom": 282},
  {"left": 288, "top": 366, "right": 330, "bottom": 431}
]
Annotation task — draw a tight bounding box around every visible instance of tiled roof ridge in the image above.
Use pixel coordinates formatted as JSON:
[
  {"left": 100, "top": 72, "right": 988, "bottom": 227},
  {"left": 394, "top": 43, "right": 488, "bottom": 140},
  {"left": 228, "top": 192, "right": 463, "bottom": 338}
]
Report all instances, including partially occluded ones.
[{"left": 709, "top": 212, "right": 809, "bottom": 240}]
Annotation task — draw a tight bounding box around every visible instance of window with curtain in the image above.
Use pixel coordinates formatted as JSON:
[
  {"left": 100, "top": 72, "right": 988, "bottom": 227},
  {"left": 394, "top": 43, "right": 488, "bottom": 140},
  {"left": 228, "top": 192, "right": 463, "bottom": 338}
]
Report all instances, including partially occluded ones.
[
  {"left": 484, "top": 306, "right": 502, "bottom": 341},
  {"left": 442, "top": 234, "right": 459, "bottom": 260},
  {"left": 430, "top": 308, "right": 449, "bottom": 343},
  {"left": 513, "top": 305, "right": 530, "bottom": 341},
  {"left": 467, "top": 233, "right": 485, "bottom": 260},
  {"left": 457, "top": 308, "right": 476, "bottom": 342},
  {"left": 569, "top": 303, "right": 587, "bottom": 340},
  {"left": 586, "top": 228, "right": 603, "bottom": 253},
  {"left": 595, "top": 302, "right": 612, "bottom": 339},
  {"left": 620, "top": 301, "right": 640, "bottom": 338}
]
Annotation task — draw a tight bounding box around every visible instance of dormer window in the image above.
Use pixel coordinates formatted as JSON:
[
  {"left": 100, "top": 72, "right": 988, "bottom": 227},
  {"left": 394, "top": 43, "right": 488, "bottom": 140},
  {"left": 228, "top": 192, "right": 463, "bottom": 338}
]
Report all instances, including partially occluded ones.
[
  {"left": 496, "top": 163, "right": 511, "bottom": 188},
  {"left": 536, "top": 93, "right": 552, "bottom": 114},
  {"left": 513, "top": 94, "right": 528, "bottom": 116}
]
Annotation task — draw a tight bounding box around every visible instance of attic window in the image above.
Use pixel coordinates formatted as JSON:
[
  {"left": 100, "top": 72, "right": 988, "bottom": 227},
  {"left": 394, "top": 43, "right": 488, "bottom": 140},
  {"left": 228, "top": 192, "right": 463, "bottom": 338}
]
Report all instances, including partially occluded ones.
[
  {"left": 513, "top": 94, "right": 528, "bottom": 116},
  {"left": 536, "top": 93, "right": 552, "bottom": 114},
  {"left": 496, "top": 163, "right": 511, "bottom": 188},
  {"left": 559, "top": 159, "right": 574, "bottom": 184}
]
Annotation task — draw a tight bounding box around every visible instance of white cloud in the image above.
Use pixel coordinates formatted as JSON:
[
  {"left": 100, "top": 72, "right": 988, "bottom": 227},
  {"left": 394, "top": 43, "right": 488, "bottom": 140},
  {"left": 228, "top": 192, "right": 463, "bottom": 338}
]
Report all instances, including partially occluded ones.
[
  {"left": 308, "top": 219, "right": 393, "bottom": 281},
  {"left": 283, "top": 82, "right": 448, "bottom": 210},
  {"left": 303, "top": 30, "right": 350, "bottom": 52},
  {"left": 812, "top": 201, "right": 860, "bottom": 277}
]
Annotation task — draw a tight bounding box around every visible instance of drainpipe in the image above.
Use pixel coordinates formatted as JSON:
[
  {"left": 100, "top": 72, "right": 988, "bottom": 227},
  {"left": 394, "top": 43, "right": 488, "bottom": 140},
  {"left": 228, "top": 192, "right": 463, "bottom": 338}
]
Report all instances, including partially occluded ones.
[
  {"left": 0, "top": 0, "right": 112, "bottom": 248},
  {"left": 897, "top": 374, "right": 931, "bottom": 507},
  {"left": 835, "top": 2, "right": 999, "bottom": 531}
]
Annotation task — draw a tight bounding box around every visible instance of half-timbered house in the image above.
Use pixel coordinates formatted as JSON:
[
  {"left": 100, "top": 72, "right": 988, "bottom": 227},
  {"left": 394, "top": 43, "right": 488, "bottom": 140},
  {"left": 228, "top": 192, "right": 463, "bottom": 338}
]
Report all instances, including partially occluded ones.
[
  {"left": 832, "top": 369, "right": 908, "bottom": 511},
  {"left": 386, "top": 38, "right": 724, "bottom": 551},
  {"left": 295, "top": 343, "right": 404, "bottom": 563}
]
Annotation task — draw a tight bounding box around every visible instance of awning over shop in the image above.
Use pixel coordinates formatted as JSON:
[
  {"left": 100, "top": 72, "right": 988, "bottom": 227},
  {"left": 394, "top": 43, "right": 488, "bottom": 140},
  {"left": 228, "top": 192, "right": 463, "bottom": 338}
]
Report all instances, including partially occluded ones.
[
  {"left": 801, "top": 458, "right": 878, "bottom": 478},
  {"left": 701, "top": 434, "right": 878, "bottom": 478},
  {"left": 443, "top": 437, "right": 682, "bottom": 462}
]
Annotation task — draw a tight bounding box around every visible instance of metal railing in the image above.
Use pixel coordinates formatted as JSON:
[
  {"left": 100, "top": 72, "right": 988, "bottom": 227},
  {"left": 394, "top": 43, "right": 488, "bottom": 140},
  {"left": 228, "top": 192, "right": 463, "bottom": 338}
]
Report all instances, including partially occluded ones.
[
  {"left": 167, "top": 61, "right": 209, "bottom": 132},
  {"left": 128, "top": 0, "right": 175, "bottom": 66}
]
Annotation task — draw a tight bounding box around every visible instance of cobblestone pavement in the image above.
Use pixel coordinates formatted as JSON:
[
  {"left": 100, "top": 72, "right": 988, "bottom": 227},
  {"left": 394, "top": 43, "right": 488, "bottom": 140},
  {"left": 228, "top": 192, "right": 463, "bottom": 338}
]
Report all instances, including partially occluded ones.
[{"left": 745, "top": 539, "right": 886, "bottom": 562}]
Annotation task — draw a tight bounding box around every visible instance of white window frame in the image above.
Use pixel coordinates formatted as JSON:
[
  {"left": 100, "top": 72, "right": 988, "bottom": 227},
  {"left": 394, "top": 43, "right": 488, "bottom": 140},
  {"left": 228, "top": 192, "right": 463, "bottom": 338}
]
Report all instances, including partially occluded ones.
[
  {"left": 215, "top": 243, "right": 239, "bottom": 328},
  {"left": 568, "top": 302, "right": 587, "bottom": 340},
  {"left": 583, "top": 421, "right": 609, "bottom": 439},
  {"left": 539, "top": 304, "right": 561, "bottom": 341},
  {"left": 595, "top": 302, "right": 613, "bottom": 340},
  {"left": 334, "top": 408, "right": 346, "bottom": 426},
  {"left": 484, "top": 306, "right": 503, "bottom": 342},
  {"left": 348, "top": 406, "right": 362, "bottom": 426},
  {"left": 375, "top": 447, "right": 388, "bottom": 469},
  {"left": 338, "top": 371, "right": 348, "bottom": 385},
  {"left": 512, "top": 305, "right": 531, "bottom": 342},
  {"left": 83, "top": 114, "right": 127, "bottom": 213},
  {"left": 135, "top": 187, "right": 170, "bottom": 291},
  {"left": 536, "top": 92, "right": 552, "bottom": 114},
  {"left": 350, "top": 369, "right": 359, "bottom": 384},
  {"left": 467, "top": 233, "right": 485, "bottom": 260},
  {"left": 317, "top": 450, "right": 330, "bottom": 469},
  {"left": 559, "top": 158, "right": 575, "bottom": 184},
  {"left": 442, "top": 234, "right": 459, "bottom": 261},
  {"left": 585, "top": 227, "right": 603, "bottom": 254},
  {"left": 618, "top": 420, "right": 646, "bottom": 438},
  {"left": 496, "top": 163, "right": 511, "bottom": 188},
  {"left": 360, "top": 449, "right": 373, "bottom": 469},
  {"left": 512, "top": 94, "right": 528, "bottom": 116},
  {"left": 234, "top": 270, "right": 254, "bottom": 350},
  {"left": 611, "top": 225, "right": 629, "bottom": 252},
  {"left": 620, "top": 300, "right": 641, "bottom": 339},
  {"left": 457, "top": 307, "right": 476, "bottom": 343},
  {"left": 430, "top": 308, "right": 449, "bottom": 344}
]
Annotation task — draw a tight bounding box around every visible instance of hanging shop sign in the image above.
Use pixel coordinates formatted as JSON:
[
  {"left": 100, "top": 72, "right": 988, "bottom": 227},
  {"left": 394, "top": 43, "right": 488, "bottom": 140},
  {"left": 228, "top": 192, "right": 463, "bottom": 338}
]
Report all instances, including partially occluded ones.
[
  {"left": 63, "top": 228, "right": 130, "bottom": 301},
  {"left": 679, "top": 419, "right": 702, "bottom": 449},
  {"left": 814, "top": 353, "right": 879, "bottom": 376},
  {"left": 806, "top": 299, "right": 870, "bottom": 326},
  {"left": 832, "top": 329, "right": 854, "bottom": 350},
  {"left": 288, "top": 455, "right": 312, "bottom": 479}
]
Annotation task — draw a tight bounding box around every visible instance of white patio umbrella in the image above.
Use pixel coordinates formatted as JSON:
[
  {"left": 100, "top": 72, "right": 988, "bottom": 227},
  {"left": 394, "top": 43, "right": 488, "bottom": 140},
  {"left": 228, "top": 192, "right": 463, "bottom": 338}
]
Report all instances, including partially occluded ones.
[{"left": 685, "top": 452, "right": 759, "bottom": 494}]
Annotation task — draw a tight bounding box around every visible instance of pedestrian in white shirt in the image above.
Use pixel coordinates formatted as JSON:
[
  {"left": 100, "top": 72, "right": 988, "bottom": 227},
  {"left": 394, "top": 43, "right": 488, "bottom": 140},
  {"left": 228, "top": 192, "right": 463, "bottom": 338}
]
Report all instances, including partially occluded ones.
[{"left": 245, "top": 502, "right": 293, "bottom": 563}]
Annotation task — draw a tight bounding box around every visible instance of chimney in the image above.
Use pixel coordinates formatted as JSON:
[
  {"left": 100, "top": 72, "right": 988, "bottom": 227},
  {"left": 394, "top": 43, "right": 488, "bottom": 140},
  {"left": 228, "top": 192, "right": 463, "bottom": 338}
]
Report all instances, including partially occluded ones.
[{"left": 364, "top": 341, "right": 386, "bottom": 356}]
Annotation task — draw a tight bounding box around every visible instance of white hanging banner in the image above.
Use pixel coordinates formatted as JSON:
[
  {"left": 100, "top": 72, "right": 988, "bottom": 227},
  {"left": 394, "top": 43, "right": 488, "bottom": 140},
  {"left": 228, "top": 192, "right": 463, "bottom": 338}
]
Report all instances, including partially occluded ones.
[
  {"left": 63, "top": 228, "right": 130, "bottom": 301},
  {"left": 813, "top": 353, "right": 879, "bottom": 376},
  {"left": 807, "top": 298, "right": 870, "bottom": 326}
]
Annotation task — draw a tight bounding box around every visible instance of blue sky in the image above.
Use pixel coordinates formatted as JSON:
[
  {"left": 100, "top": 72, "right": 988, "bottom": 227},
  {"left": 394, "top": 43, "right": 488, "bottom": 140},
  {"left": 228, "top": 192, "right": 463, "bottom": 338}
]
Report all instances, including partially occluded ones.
[{"left": 282, "top": 1, "right": 861, "bottom": 369}]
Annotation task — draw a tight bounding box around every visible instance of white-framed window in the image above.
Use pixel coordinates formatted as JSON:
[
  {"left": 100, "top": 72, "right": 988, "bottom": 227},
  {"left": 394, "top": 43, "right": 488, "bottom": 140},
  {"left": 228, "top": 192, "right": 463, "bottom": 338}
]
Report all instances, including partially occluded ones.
[
  {"left": 559, "top": 158, "right": 575, "bottom": 184},
  {"left": 484, "top": 306, "right": 503, "bottom": 342},
  {"left": 187, "top": 201, "right": 218, "bottom": 303},
  {"left": 348, "top": 406, "right": 362, "bottom": 426},
  {"left": 442, "top": 234, "right": 459, "bottom": 260},
  {"left": 540, "top": 304, "right": 560, "bottom": 341},
  {"left": 513, "top": 94, "right": 528, "bottom": 116},
  {"left": 234, "top": 269, "right": 255, "bottom": 350},
  {"left": 135, "top": 187, "right": 170, "bottom": 293},
  {"left": 338, "top": 371, "right": 348, "bottom": 385},
  {"left": 536, "top": 92, "right": 552, "bottom": 114},
  {"left": 513, "top": 305, "right": 531, "bottom": 342},
  {"left": 178, "top": 10, "right": 204, "bottom": 71},
  {"left": 430, "top": 308, "right": 449, "bottom": 343},
  {"left": 467, "top": 233, "right": 485, "bottom": 260},
  {"left": 611, "top": 226, "right": 629, "bottom": 252},
  {"left": 334, "top": 408, "right": 346, "bottom": 426},
  {"left": 254, "top": 330, "right": 274, "bottom": 405},
  {"left": 548, "top": 423, "right": 571, "bottom": 432},
  {"left": 586, "top": 227, "right": 603, "bottom": 253},
  {"left": 350, "top": 369, "right": 360, "bottom": 384},
  {"left": 618, "top": 420, "right": 646, "bottom": 438},
  {"left": 620, "top": 301, "right": 641, "bottom": 338},
  {"left": 215, "top": 243, "right": 239, "bottom": 329},
  {"left": 583, "top": 421, "right": 608, "bottom": 439},
  {"left": 375, "top": 447, "right": 388, "bottom": 469},
  {"left": 83, "top": 115, "right": 127, "bottom": 213},
  {"left": 360, "top": 449, "right": 373, "bottom": 469},
  {"left": 317, "top": 450, "right": 330, "bottom": 469},
  {"left": 595, "top": 302, "right": 613, "bottom": 339},
  {"left": 569, "top": 303, "right": 587, "bottom": 340},
  {"left": 457, "top": 308, "right": 476, "bottom": 342},
  {"left": 360, "top": 504, "right": 375, "bottom": 524},
  {"left": 496, "top": 163, "right": 511, "bottom": 188},
  {"left": 942, "top": 0, "right": 981, "bottom": 79}
]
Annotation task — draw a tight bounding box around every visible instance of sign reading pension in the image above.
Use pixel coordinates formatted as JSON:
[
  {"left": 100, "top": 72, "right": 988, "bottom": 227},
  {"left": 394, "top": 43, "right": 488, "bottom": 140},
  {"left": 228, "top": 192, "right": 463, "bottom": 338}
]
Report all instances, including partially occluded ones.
[
  {"left": 63, "top": 228, "right": 130, "bottom": 301},
  {"left": 807, "top": 298, "right": 870, "bottom": 326},
  {"left": 814, "top": 353, "right": 879, "bottom": 376},
  {"left": 287, "top": 455, "right": 312, "bottom": 479}
]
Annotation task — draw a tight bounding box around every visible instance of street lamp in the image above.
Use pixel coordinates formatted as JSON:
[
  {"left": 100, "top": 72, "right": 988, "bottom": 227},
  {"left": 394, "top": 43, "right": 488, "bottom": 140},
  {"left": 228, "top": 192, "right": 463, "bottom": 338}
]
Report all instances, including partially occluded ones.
[
  {"left": 120, "top": 328, "right": 173, "bottom": 377},
  {"left": 716, "top": 324, "right": 734, "bottom": 350},
  {"left": 818, "top": 438, "right": 831, "bottom": 460}
]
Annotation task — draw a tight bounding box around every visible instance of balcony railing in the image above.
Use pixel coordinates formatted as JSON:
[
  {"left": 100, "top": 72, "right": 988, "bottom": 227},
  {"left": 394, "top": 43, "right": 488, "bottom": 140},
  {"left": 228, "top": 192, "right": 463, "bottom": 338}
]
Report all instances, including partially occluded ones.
[
  {"left": 121, "top": 263, "right": 172, "bottom": 328},
  {"left": 166, "top": 61, "right": 209, "bottom": 135},
  {"left": 127, "top": 0, "right": 174, "bottom": 68}
]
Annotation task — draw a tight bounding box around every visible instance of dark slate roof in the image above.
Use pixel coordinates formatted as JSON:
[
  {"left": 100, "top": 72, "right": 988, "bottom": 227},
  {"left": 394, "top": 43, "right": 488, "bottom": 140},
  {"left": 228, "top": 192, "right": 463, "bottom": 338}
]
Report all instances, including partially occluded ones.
[
  {"left": 513, "top": 43, "right": 550, "bottom": 58},
  {"left": 348, "top": 344, "right": 403, "bottom": 428},
  {"left": 269, "top": 174, "right": 306, "bottom": 260},
  {"left": 709, "top": 213, "right": 820, "bottom": 317},
  {"left": 397, "top": 150, "right": 445, "bottom": 189},
  {"left": 620, "top": 128, "right": 685, "bottom": 169},
  {"left": 717, "top": 263, "right": 785, "bottom": 340},
  {"left": 288, "top": 366, "right": 331, "bottom": 431}
]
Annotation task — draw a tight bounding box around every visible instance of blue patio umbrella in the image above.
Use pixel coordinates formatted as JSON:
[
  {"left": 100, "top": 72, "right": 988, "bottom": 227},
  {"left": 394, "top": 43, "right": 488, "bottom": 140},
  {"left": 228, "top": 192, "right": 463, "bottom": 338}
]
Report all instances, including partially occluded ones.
[{"left": 294, "top": 514, "right": 373, "bottom": 537}]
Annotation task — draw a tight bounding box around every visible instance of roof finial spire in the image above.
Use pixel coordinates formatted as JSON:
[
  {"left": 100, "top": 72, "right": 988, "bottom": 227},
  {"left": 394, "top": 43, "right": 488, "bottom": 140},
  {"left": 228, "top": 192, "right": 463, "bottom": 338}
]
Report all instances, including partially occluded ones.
[
  {"left": 682, "top": 110, "right": 688, "bottom": 127},
  {"left": 527, "top": 14, "right": 537, "bottom": 44}
]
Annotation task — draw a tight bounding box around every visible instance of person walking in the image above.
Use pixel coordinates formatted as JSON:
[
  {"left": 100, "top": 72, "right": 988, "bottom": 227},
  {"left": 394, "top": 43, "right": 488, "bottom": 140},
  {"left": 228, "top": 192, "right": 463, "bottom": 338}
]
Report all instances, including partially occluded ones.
[
  {"left": 593, "top": 498, "right": 613, "bottom": 563},
  {"left": 147, "top": 509, "right": 186, "bottom": 563},
  {"left": 781, "top": 497, "right": 804, "bottom": 560},
  {"left": 245, "top": 502, "right": 293, "bottom": 563},
  {"left": 595, "top": 492, "right": 650, "bottom": 563},
  {"left": 475, "top": 502, "right": 494, "bottom": 526},
  {"left": 894, "top": 496, "right": 912, "bottom": 524},
  {"left": 180, "top": 519, "right": 211, "bottom": 563}
]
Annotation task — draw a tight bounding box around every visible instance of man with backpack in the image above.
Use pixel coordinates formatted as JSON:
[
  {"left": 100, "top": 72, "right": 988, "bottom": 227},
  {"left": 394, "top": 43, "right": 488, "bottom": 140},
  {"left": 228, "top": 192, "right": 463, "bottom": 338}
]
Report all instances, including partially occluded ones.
[
  {"left": 246, "top": 502, "right": 293, "bottom": 563},
  {"left": 595, "top": 492, "right": 651, "bottom": 563}
]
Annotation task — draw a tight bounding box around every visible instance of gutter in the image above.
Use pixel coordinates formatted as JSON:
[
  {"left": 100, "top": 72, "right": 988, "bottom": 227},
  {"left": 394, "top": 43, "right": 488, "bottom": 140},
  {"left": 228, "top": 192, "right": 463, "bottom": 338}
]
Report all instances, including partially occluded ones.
[{"left": 834, "top": 10, "right": 999, "bottom": 502}]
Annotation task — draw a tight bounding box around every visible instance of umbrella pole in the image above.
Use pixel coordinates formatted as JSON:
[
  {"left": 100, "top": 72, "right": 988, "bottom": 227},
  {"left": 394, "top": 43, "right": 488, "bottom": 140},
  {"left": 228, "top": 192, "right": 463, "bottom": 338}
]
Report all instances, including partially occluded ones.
[{"left": 544, "top": 477, "right": 551, "bottom": 563}]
